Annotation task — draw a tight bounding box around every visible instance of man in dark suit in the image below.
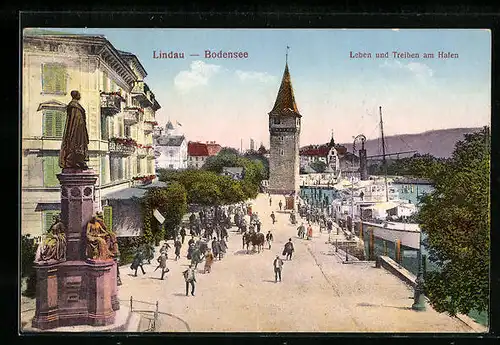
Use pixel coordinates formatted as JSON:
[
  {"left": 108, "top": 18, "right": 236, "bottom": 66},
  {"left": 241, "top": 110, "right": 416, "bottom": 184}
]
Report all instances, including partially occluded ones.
[{"left": 273, "top": 255, "right": 284, "bottom": 282}]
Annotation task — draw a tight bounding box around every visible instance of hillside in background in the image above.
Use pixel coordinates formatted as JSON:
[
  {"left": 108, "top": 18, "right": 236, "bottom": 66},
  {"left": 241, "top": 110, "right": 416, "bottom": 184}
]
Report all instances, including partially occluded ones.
[{"left": 340, "top": 127, "right": 483, "bottom": 158}]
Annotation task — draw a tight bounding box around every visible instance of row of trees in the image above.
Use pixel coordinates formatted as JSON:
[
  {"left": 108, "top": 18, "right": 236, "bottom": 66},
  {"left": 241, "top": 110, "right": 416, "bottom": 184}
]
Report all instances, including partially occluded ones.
[
  {"left": 141, "top": 147, "right": 268, "bottom": 244},
  {"left": 368, "top": 127, "right": 489, "bottom": 317},
  {"left": 368, "top": 153, "right": 448, "bottom": 178}
]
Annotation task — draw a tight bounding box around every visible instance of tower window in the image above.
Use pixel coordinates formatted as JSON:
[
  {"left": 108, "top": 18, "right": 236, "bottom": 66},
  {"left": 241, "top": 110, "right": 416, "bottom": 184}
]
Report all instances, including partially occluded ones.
[
  {"left": 279, "top": 136, "right": 284, "bottom": 143},
  {"left": 273, "top": 118, "right": 281, "bottom": 125},
  {"left": 280, "top": 149, "right": 284, "bottom": 156}
]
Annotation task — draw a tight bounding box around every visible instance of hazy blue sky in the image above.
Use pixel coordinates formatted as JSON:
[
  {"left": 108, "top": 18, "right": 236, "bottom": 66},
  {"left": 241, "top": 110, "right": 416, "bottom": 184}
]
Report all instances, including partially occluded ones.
[{"left": 38, "top": 28, "right": 491, "bottom": 149}]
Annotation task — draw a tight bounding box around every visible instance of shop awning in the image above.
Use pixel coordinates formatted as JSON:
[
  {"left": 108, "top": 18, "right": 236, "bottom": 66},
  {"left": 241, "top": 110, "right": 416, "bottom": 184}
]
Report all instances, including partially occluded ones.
[
  {"left": 363, "top": 202, "right": 400, "bottom": 211},
  {"left": 103, "top": 181, "right": 169, "bottom": 200}
]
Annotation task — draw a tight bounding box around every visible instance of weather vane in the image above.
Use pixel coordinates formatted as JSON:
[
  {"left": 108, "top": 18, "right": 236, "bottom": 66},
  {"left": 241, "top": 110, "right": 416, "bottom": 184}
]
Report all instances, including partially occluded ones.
[{"left": 286, "top": 46, "right": 290, "bottom": 64}]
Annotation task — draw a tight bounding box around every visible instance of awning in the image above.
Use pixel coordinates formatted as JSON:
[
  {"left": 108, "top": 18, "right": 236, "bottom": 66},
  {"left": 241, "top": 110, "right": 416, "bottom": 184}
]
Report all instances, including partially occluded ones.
[
  {"left": 35, "top": 202, "right": 61, "bottom": 211},
  {"left": 103, "top": 181, "right": 169, "bottom": 200},
  {"left": 363, "top": 202, "right": 400, "bottom": 211}
]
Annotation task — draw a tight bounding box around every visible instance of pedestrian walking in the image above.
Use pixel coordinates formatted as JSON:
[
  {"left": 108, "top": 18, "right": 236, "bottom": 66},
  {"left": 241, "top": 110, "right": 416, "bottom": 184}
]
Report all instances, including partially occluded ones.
[
  {"left": 256, "top": 220, "right": 261, "bottom": 233},
  {"left": 182, "top": 265, "right": 196, "bottom": 296},
  {"left": 307, "top": 224, "right": 313, "bottom": 240},
  {"left": 180, "top": 227, "right": 187, "bottom": 244},
  {"left": 188, "top": 235, "right": 195, "bottom": 247},
  {"left": 273, "top": 255, "right": 284, "bottom": 282},
  {"left": 204, "top": 248, "right": 214, "bottom": 273},
  {"left": 155, "top": 252, "right": 169, "bottom": 280},
  {"left": 219, "top": 238, "right": 228, "bottom": 259},
  {"left": 211, "top": 237, "right": 220, "bottom": 259},
  {"left": 283, "top": 238, "right": 294, "bottom": 260},
  {"left": 269, "top": 196, "right": 272, "bottom": 206},
  {"left": 130, "top": 250, "right": 146, "bottom": 276},
  {"left": 174, "top": 238, "right": 182, "bottom": 261},
  {"left": 266, "top": 230, "right": 274, "bottom": 250},
  {"left": 191, "top": 246, "right": 202, "bottom": 269},
  {"left": 279, "top": 200, "right": 283, "bottom": 211},
  {"left": 270, "top": 211, "right": 276, "bottom": 225}
]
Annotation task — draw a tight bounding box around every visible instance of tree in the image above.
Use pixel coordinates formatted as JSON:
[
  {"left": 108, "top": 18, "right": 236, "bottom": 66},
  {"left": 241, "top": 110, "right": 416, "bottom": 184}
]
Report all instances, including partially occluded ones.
[
  {"left": 418, "top": 127, "right": 490, "bottom": 316},
  {"left": 203, "top": 148, "right": 240, "bottom": 173},
  {"left": 141, "top": 182, "right": 187, "bottom": 244},
  {"left": 310, "top": 160, "right": 327, "bottom": 173}
]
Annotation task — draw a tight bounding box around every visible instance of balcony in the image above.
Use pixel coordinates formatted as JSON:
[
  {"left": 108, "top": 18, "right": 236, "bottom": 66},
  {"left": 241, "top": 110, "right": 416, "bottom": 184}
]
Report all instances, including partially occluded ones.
[
  {"left": 143, "top": 121, "right": 154, "bottom": 134},
  {"left": 108, "top": 141, "right": 136, "bottom": 156},
  {"left": 147, "top": 147, "right": 155, "bottom": 160},
  {"left": 100, "top": 92, "right": 123, "bottom": 116},
  {"left": 122, "top": 107, "right": 141, "bottom": 125},
  {"left": 131, "top": 81, "right": 153, "bottom": 106},
  {"left": 136, "top": 147, "right": 147, "bottom": 158}
]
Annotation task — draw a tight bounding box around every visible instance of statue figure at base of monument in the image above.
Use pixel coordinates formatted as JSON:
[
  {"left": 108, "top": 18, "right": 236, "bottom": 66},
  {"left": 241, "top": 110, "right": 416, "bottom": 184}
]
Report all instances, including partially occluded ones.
[
  {"left": 35, "top": 214, "right": 67, "bottom": 263},
  {"left": 59, "top": 90, "right": 89, "bottom": 170},
  {"left": 86, "top": 212, "right": 119, "bottom": 261}
]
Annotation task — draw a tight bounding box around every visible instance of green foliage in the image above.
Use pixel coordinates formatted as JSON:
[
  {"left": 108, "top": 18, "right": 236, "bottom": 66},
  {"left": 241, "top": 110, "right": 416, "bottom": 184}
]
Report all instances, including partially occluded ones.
[
  {"left": 310, "top": 160, "right": 327, "bottom": 173},
  {"left": 418, "top": 127, "right": 490, "bottom": 316},
  {"left": 203, "top": 147, "right": 241, "bottom": 173},
  {"left": 116, "top": 237, "right": 143, "bottom": 265},
  {"left": 21, "top": 234, "right": 37, "bottom": 297},
  {"left": 141, "top": 182, "right": 188, "bottom": 244},
  {"left": 368, "top": 153, "right": 448, "bottom": 179},
  {"left": 244, "top": 150, "right": 269, "bottom": 179}
]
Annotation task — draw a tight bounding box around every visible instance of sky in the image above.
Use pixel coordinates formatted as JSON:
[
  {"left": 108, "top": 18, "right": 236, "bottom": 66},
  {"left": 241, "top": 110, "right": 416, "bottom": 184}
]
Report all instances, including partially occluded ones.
[{"left": 35, "top": 28, "right": 491, "bottom": 149}]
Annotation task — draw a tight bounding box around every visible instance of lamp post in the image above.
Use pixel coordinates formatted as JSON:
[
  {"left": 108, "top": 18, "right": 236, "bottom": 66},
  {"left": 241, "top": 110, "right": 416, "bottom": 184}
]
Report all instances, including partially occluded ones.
[{"left": 412, "top": 230, "right": 426, "bottom": 311}]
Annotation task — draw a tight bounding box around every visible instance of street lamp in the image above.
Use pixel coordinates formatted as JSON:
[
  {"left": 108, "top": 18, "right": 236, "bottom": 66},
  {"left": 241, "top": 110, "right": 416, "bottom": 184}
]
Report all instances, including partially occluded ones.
[{"left": 412, "top": 229, "right": 426, "bottom": 311}]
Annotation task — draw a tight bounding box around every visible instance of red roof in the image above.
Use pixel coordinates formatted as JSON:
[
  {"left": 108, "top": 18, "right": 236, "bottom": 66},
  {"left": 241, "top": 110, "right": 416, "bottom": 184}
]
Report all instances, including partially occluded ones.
[
  {"left": 206, "top": 143, "right": 222, "bottom": 156},
  {"left": 188, "top": 142, "right": 209, "bottom": 156},
  {"left": 300, "top": 144, "right": 330, "bottom": 157}
]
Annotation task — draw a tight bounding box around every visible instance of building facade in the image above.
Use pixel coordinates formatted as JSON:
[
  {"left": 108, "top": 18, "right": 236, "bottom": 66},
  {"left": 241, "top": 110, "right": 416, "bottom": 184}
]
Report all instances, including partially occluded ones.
[
  {"left": 21, "top": 33, "right": 160, "bottom": 237},
  {"left": 154, "top": 121, "right": 188, "bottom": 170},
  {"left": 187, "top": 141, "right": 221, "bottom": 169},
  {"left": 268, "top": 63, "right": 301, "bottom": 195}
]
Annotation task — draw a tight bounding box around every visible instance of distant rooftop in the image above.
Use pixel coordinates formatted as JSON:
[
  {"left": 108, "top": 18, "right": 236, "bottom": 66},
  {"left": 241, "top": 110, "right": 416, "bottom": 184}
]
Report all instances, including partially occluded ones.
[{"left": 23, "top": 28, "right": 105, "bottom": 38}]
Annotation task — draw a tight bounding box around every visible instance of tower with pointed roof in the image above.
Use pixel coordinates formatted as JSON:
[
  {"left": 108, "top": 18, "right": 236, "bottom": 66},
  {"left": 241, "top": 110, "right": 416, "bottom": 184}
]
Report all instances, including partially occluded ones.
[{"left": 268, "top": 57, "right": 301, "bottom": 196}]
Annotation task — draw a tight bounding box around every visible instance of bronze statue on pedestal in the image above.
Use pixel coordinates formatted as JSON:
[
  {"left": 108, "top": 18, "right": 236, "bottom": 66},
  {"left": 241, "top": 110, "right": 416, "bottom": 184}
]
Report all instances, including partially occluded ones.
[
  {"left": 35, "top": 214, "right": 67, "bottom": 263},
  {"left": 59, "top": 90, "right": 89, "bottom": 170}
]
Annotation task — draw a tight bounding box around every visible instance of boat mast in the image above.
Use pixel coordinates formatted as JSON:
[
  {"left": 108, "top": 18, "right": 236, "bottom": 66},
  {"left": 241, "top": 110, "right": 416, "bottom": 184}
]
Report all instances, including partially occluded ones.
[{"left": 379, "top": 106, "right": 389, "bottom": 202}]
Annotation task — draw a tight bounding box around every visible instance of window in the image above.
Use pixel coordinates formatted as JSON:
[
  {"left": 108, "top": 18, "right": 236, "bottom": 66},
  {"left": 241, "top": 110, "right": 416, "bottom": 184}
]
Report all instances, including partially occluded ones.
[
  {"left": 43, "top": 210, "right": 60, "bottom": 233},
  {"left": 279, "top": 136, "right": 284, "bottom": 143},
  {"left": 280, "top": 149, "right": 284, "bottom": 156},
  {"left": 137, "top": 158, "right": 142, "bottom": 175},
  {"left": 296, "top": 118, "right": 300, "bottom": 126},
  {"left": 119, "top": 122, "right": 124, "bottom": 137},
  {"left": 100, "top": 155, "right": 107, "bottom": 184},
  {"left": 118, "top": 158, "right": 123, "bottom": 180},
  {"left": 101, "top": 114, "right": 108, "bottom": 140},
  {"left": 103, "top": 205, "right": 113, "bottom": 231},
  {"left": 43, "top": 155, "right": 62, "bottom": 187},
  {"left": 169, "top": 150, "right": 174, "bottom": 157},
  {"left": 43, "top": 110, "right": 66, "bottom": 138},
  {"left": 273, "top": 118, "right": 281, "bottom": 125},
  {"left": 125, "top": 125, "right": 131, "bottom": 137},
  {"left": 102, "top": 70, "right": 109, "bottom": 92},
  {"left": 169, "top": 164, "right": 174, "bottom": 169},
  {"left": 42, "top": 63, "right": 67, "bottom": 94},
  {"left": 109, "top": 117, "right": 115, "bottom": 138}
]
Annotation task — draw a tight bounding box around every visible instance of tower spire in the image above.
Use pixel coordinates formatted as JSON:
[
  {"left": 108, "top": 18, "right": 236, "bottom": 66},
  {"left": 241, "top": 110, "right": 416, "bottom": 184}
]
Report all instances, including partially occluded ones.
[{"left": 286, "top": 46, "right": 290, "bottom": 65}]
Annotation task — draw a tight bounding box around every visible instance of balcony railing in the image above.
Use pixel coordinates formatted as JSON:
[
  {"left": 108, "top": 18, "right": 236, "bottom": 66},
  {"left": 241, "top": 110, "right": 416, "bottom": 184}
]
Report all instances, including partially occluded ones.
[
  {"left": 100, "top": 93, "right": 123, "bottom": 116},
  {"left": 136, "top": 147, "right": 147, "bottom": 157},
  {"left": 131, "top": 81, "right": 153, "bottom": 106},
  {"left": 147, "top": 148, "right": 155, "bottom": 160},
  {"left": 109, "top": 141, "right": 136, "bottom": 156},
  {"left": 143, "top": 122, "right": 154, "bottom": 134},
  {"left": 123, "top": 107, "right": 140, "bottom": 125}
]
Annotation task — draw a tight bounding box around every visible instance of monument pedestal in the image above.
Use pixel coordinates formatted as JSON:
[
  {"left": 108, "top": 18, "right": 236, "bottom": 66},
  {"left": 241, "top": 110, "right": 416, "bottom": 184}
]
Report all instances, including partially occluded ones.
[
  {"left": 32, "top": 169, "right": 118, "bottom": 330},
  {"left": 32, "top": 260, "right": 118, "bottom": 329}
]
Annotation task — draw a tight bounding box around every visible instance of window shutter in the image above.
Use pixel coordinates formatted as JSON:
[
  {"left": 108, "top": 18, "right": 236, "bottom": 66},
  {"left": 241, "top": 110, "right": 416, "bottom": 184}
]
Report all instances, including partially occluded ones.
[
  {"left": 109, "top": 117, "right": 114, "bottom": 138},
  {"left": 42, "top": 64, "right": 55, "bottom": 94},
  {"left": 44, "top": 110, "right": 55, "bottom": 137},
  {"left": 44, "top": 156, "right": 62, "bottom": 187},
  {"left": 100, "top": 155, "right": 107, "bottom": 184},
  {"left": 103, "top": 205, "right": 113, "bottom": 231},
  {"left": 54, "top": 110, "right": 66, "bottom": 138},
  {"left": 43, "top": 211, "right": 58, "bottom": 233},
  {"left": 53, "top": 65, "right": 66, "bottom": 93}
]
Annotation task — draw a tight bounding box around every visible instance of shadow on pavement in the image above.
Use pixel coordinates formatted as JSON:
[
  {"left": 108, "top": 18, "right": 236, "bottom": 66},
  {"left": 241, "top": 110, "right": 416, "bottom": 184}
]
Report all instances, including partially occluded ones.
[
  {"left": 233, "top": 250, "right": 254, "bottom": 256},
  {"left": 262, "top": 279, "right": 277, "bottom": 283},
  {"left": 357, "top": 302, "right": 412, "bottom": 311},
  {"left": 172, "top": 293, "right": 189, "bottom": 297}
]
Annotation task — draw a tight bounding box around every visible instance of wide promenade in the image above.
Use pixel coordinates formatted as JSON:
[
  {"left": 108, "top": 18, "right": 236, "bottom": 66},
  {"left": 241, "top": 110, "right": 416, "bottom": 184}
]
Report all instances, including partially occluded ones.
[{"left": 116, "top": 193, "right": 477, "bottom": 332}]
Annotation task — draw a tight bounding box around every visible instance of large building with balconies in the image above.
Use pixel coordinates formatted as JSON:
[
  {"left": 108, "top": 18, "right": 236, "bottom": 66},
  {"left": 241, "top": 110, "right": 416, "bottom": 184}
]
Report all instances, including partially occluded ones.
[{"left": 21, "top": 31, "right": 161, "bottom": 237}]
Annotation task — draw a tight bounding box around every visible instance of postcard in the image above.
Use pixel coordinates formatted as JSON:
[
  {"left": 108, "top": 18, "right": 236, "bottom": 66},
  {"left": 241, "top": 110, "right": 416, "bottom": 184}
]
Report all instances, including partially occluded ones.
[{"left": 20, "top": 27, "right": 490, "bottom": 333}]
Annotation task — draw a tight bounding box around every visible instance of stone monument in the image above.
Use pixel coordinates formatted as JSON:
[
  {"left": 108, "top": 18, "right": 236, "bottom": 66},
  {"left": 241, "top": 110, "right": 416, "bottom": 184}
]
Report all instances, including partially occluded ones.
[{"left": 32, "top": 91, "right": 119, "bottom": 330}]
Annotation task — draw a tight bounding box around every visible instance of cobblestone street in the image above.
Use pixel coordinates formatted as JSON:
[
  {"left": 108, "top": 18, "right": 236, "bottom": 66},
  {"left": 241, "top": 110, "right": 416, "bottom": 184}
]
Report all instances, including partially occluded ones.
[{"left": 116, "top": 193, "right": 476, "bottom": 332}]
